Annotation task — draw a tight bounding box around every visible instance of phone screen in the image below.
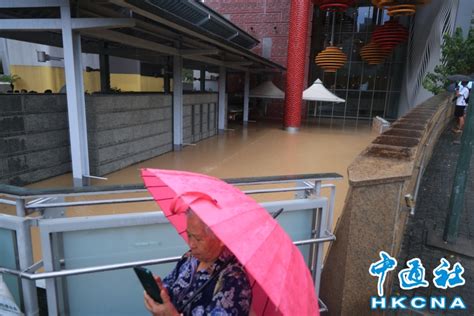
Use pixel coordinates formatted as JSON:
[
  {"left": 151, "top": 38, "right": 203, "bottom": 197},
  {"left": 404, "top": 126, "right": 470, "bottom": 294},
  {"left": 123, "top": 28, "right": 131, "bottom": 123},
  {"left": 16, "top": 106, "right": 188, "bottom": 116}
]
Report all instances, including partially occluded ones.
[{"left": 133, "top": 267, "right": 163, "bottom": 304}]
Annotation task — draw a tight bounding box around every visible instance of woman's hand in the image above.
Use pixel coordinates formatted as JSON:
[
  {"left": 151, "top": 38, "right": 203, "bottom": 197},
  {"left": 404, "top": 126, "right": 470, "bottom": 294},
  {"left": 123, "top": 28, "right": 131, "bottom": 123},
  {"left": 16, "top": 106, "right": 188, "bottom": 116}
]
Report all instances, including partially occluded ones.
[{"left": 143, "top": 276, "right": 180, "bottom": 316}]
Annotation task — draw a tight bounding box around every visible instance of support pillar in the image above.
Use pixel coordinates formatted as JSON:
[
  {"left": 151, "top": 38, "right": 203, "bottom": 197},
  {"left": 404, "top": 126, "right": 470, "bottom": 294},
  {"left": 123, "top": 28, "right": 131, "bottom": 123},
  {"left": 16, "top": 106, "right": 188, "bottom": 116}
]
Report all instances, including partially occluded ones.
[
  {"left": 200, "top": 67, "right": 206, "bottom": 92},
  {"left": 243, "top": 71, "right": 250, "bottom": 125},
  {"left": 218, "top": 66, "right": 226, "bottom": 132},
  {"left": 164, "top": 57, "right": 171, "bottom": 94},
  {"left": 61, "top": 3, "right": 89, "bottom": 187},
  {"left": 284, "top": 0, "right": 310, "bottom": 132},
  {"left": 173, "top": 55, "right": 183, "bottom": 150},
  {"left": 99, "top": 43, "right": 110, "bottom": 92}
]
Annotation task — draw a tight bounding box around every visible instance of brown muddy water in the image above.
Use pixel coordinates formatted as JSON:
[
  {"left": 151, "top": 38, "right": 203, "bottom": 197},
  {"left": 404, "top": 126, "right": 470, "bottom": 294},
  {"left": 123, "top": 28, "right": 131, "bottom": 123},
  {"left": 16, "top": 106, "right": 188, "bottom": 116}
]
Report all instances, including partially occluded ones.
[{"left": 2, "top": 120, "right": 377, "bottom": 262}]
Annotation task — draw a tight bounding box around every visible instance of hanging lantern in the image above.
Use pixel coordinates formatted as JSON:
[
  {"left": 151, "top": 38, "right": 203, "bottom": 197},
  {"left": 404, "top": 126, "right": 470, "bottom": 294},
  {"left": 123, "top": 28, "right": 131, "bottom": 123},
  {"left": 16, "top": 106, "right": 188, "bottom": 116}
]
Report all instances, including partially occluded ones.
[
  {"left": 372, "top": 0, "right": 431, "bottom": 16},
  {"left": 315, "top": 46, "right": 347, "bottom": 72},
  {"left": 371, "top": 20, "right": 408, "bottom": 52},
  {"left": 386, "top": 4, "right": 416, "bottom": 16},
  {"left": 371, "top": 0, "right": 396, "bottom": 8},
  {"left": 312, "top": 0, "right": 356, "bottom": 11},
  {"left": 360, "top": 42, "right": 390, "bottom": 65}
]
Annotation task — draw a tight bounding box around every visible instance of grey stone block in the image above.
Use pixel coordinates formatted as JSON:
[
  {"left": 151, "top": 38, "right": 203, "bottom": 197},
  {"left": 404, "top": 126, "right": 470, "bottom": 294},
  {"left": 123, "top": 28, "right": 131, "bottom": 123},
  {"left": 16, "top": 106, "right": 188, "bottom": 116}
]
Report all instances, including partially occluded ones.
[
  {"left": 0, "top": 95, "right": 23, "bottom": 114},
  {"left": 93, "top": 108, "right": 166, "bottom": 130},
  {"left": 27, "top": 161, "right": 71, "bottom": 183},
  {"left": 0, "top": 116, "right": 25, "bottom": 135},
  {"left": 94, "top": 143, "right": 172, "bottom": 176},
  {"left": 183, "top": 106, "right": 192, "bottom": 116},
  {"left": 0, "top": 136, "right": 25, "bottom": 155},
  {"left": 183, "top": 136, "right": 192, "bottom": 144},
  {"left": 23, "top": 95, "right": 67, "bottom": 113},
  {"left": 7, "top": 155, "right": 29, "bottom": 174},
  {"left": 25, "top": 146, "right": 71, "bottom": 169},
  {"left": 95, "top": 132, "right": 172, "bottom": 163},
  {"left": 183, "top": 93, "right": 218, "bottom": 105},
  {"left": 24, "top": 113, "right": 68, "bottom": 132},
  {"left": 91, "top": 120, "right": 171, "bottom": 148},
  {"left": 86, "top": 94, "right": 171, "bottom": 113},
  {"left": 183, "top": 127, "right": 192, "bottom": 138},
  {"left": 25, "top": 130, "right": 69, "bottom": 152},
  {"left": 6, "top": 161, "right": 71, "bottom": 186},
  {"left": 183, "top": 116, "right": 192, "bottom": 127}
]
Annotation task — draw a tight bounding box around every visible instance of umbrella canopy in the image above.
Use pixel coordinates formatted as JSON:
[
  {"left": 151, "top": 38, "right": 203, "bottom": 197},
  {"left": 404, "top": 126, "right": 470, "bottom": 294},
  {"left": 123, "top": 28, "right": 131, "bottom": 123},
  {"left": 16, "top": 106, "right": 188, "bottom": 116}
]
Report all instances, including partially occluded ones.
[
  {"left": 302, "top": 79, "right": 345, "bottom": 102},
  {"left": 141, "top": 168, "right": 319, "bottom": 316},
  {"left": 249, "top": 80, "right": 285, "bottom": 99},
  {"left": 447, "top": 74, "right": 472, "bottom": 82}
]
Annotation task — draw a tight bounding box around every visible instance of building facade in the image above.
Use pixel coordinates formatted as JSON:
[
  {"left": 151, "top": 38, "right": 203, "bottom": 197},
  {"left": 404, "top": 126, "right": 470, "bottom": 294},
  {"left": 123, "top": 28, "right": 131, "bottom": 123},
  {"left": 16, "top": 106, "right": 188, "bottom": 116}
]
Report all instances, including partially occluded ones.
[{"left": 206, "top": 0, "right": 474, "bottom": 121}]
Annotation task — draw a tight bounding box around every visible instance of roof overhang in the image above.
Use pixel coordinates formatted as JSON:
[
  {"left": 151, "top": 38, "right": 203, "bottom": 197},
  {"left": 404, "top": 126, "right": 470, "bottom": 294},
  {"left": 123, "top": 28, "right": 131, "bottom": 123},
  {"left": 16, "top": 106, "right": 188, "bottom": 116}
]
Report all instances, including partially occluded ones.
[{"left": 0, "top": 0, "right": 285, "bottom": 73}]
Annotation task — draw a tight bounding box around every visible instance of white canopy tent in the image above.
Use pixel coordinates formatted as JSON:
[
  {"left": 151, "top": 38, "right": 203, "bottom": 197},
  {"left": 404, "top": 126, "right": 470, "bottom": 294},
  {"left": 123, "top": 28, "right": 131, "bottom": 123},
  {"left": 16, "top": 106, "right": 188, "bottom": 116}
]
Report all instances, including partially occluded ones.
[
  {"left": 302, "top": 79, "right": 345, "bottom": 103},
  {"left": 249, "top": 80, "right": 285, "bottom": 99}
]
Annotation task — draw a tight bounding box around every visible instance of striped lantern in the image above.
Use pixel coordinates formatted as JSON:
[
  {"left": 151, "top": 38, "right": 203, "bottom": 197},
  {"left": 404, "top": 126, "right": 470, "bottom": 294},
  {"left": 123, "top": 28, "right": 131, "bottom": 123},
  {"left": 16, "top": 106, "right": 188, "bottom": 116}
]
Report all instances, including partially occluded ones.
[
  {"left": 372, "top": 0, "right": 431, "bottom": 16},
  {"left": 312, "top": 0, "right": 356, "bottom": 11},
  {"left": 371, "top": 20, "right": 408, "bottom": 52},
  {"left": 315, "top": 46, "right": 347, "bottom": 72},
  {"left": 360, "top": 42, "right": 390, "bottom": 65}
]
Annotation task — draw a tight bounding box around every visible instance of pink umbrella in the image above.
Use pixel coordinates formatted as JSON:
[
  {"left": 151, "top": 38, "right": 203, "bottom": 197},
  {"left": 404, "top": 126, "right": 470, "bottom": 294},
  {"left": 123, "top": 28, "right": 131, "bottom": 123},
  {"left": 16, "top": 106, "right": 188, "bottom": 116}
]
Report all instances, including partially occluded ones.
[{"left": 141, "top": 168, "right": 320, "bottom": 316}]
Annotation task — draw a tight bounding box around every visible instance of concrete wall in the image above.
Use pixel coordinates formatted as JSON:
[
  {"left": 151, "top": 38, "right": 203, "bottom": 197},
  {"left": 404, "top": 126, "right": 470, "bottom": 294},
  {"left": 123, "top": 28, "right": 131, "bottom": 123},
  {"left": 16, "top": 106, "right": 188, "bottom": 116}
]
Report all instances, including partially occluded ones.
[
  {"left": 182, "top": 93, "right": 218, "bottom": 145},
  {"left": 0, "top": 94, "right": 71, "bottom": 185},
  {"left": 1, "top": 92, "right": 220, "bottom": 184},
  {"left": 320, "top": 93, "right": 453, "bottom": 315}
]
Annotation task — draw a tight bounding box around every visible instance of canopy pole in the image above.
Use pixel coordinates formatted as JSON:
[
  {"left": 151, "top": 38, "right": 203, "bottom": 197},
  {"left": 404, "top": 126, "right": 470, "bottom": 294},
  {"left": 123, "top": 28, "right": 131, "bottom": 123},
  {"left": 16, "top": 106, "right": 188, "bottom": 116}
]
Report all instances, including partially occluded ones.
[
  {"left": 243, "top": 71, "right": 250, "bottom": 125},
  {"left": 61, "top": 3, "right": 90, "bottom": 187},
  {"left": 218, "top": 66, "right": 226, "bottom": 132},
  {"left": 173, "top": 54, "right": 183, "bottom": 150}
]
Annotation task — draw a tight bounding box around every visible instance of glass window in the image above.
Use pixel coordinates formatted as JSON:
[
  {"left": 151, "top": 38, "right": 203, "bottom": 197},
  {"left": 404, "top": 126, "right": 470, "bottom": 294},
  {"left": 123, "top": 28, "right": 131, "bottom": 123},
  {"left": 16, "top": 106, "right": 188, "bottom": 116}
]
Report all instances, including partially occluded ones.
[{"left": 310, "top": 3, "right": 406, "bottom": 120}]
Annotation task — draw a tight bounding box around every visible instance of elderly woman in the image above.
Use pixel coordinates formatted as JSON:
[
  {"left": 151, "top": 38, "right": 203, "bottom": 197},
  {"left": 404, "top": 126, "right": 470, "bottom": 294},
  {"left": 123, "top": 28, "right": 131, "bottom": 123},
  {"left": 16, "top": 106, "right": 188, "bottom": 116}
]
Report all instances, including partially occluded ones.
[{"left": 144, "top": 209, "right": 252, "bottom": 316}]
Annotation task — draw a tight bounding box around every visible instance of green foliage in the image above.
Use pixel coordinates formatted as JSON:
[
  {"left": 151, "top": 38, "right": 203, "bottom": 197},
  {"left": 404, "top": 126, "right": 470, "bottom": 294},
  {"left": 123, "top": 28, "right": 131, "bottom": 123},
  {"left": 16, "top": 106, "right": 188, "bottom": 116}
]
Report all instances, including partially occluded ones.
[
  {"left": 0, "top": 73, "right": 20, "bottom": 84},
  {"left": 182, "top": 69, "right": 194, "bottom": 83},
  {"left": 422, "top": 28, "right": 474, "bottom": 94}
]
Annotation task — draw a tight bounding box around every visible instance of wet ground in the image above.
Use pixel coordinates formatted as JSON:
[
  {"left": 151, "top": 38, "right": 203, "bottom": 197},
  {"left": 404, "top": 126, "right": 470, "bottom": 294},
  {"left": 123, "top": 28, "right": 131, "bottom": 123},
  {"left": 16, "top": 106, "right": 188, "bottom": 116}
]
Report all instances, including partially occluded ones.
[{"left": 391, "top": 124, "right": 474, "bottom": 315}]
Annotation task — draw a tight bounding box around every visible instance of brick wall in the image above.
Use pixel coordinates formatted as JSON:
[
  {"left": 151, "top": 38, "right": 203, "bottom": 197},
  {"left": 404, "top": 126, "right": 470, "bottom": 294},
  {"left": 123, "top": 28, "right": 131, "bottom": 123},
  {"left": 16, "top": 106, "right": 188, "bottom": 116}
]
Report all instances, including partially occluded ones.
[{"left": 205, "top": 0, "right": 314, "bottom": 119}]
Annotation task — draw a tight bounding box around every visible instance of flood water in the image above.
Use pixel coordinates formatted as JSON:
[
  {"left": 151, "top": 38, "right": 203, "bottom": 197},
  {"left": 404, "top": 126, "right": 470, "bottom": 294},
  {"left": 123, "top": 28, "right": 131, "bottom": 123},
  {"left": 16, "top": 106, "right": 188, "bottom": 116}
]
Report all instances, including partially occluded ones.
[{"left": 2, "top": 119, "right": 377, "bottom": 263}]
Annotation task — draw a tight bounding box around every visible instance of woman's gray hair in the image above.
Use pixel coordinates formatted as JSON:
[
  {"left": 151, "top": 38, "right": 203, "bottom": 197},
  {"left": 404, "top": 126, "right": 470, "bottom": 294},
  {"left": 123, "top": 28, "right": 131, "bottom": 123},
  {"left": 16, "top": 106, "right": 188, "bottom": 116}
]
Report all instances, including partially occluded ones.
[{"left": 186, "top": 208, "right": 215, "bottom": 237}]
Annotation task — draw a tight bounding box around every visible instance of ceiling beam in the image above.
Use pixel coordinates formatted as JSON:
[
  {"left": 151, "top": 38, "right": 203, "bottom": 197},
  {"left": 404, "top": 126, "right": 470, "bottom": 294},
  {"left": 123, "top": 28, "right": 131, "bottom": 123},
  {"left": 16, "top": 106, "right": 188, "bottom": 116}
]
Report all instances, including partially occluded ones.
[
  {"left": 0, "top": 18, "right": 135, "bottom": 31},
  {"left": 0, "top": 0, "right": 62, "bottom": 8},
  {"left": 0, "top": 19, "right": 61, "bottom": 30},
  {"left": 225, "top": 61, "right": 253, "bottom": 67},
  {"left": 180, "top": 49, "right": 219, "bottom": 56},
  {"left": 71, "top": 18, "right": 135, "bottom": 30},
  {"left": 81, "top": 29, "right": 179, "bottom": 55}
]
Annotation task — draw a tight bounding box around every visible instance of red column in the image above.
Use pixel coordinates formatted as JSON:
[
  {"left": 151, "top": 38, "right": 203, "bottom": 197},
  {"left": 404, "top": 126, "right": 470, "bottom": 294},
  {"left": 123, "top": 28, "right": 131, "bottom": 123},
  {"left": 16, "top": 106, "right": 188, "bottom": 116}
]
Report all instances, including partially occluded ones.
[{"left": 284, "top": 0, "right": 310, "bottom": 132}]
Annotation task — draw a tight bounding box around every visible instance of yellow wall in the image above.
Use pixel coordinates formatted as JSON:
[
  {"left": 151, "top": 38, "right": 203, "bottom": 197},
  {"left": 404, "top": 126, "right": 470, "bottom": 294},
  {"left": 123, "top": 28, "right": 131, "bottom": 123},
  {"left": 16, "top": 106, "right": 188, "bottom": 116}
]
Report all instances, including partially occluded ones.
[
  {"left": 10, "top": 65, "right": 65, "bottom": 92},
  {"left": 8, "top": 65, "right": 164, "bottom": 93},
  {"left": 110, "top": 73, "right": 164, "bottom": 92}
]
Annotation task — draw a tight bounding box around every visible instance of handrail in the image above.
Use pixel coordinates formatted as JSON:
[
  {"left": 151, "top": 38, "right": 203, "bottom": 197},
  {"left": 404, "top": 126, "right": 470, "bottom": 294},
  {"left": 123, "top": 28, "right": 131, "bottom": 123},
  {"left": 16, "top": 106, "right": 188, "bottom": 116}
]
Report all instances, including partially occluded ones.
[
  {"left": 0, "top": 234, "right": 335, "bottom": 280},
  {"left": 0, "top": 173, "right": 343, "bottom": 199}
]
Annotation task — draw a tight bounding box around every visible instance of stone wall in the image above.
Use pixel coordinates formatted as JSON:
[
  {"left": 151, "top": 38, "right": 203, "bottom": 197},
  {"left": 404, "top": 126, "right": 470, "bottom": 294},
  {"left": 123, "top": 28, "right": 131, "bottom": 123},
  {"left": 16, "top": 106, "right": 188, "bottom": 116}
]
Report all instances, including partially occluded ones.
[
  {"left": 86, "top": 93, "right": 173, "bottom": 176},
  {"left": 182, "top": 93, "right": 218, "bottom": 144},
  {"left": 1, "top": 92, "right": 220, "bottom": 184},
  {"left": 0, "top": 94, "right": 71, "bottom": 185},
  {"left": 320, "top": 93, "right": 453, "bottom": 315}
]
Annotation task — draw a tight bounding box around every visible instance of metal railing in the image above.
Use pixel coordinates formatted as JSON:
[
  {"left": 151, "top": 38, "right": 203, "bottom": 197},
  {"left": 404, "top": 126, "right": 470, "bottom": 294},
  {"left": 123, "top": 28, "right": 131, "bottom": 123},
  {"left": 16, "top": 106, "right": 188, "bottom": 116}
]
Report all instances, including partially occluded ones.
[{"left": 0, "top": 173, "right": 342, "bottom": 315}]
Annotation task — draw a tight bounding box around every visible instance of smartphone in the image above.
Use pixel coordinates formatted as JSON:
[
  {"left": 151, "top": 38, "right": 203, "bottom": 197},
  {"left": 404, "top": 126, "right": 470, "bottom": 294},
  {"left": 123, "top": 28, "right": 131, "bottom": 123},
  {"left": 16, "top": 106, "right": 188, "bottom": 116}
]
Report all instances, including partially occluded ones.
[{"left": 133, "top": 266, "right": 163, "bottom": 304}]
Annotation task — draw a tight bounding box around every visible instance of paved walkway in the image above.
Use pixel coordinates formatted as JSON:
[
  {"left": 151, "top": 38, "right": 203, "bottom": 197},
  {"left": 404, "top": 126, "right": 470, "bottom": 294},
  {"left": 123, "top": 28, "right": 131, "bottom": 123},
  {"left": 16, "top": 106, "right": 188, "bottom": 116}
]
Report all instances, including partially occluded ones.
[{"left": 392, "top": 124, "right": 474, "bottom": 315}]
